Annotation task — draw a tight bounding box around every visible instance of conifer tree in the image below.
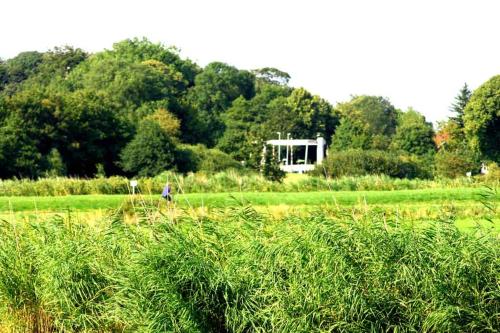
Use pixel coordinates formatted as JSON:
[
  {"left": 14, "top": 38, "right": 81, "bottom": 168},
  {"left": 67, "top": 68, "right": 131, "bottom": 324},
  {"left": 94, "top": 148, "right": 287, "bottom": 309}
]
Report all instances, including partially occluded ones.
[{"left": 450, "top": 83, "right": 471, "bottom": 128}]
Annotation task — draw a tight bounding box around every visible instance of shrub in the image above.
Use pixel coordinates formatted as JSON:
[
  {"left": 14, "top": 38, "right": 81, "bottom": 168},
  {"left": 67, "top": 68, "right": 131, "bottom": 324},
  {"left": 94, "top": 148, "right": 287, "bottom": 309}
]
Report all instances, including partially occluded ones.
[
  {"left": 262, "top": 144, "right": 285, "bottom": 182},
  {"left": 175, "top": 144, "right": 242, "bottom": 174},
  {"left": 120, "top": 120, "right": 177, "bottom": 177},
  {"left": 484, "top": 162, "right": 500, "bottom": 183},
  {"left": 435, "top": 149, "right": 479, "bottom": 178},
  {"left": 318, "top": 149, "right": 430, "bottom": 179}
]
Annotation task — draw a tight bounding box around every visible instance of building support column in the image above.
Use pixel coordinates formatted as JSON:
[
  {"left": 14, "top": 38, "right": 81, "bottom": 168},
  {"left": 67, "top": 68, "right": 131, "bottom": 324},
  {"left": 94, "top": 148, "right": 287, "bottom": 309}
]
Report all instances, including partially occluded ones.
[{"left": 305, "top": 144, "right": 309, "bottom": 165}]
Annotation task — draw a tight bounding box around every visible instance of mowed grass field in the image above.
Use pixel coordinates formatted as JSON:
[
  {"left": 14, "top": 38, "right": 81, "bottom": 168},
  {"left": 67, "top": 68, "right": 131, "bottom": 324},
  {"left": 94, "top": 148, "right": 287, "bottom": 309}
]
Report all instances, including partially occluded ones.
[
  {"left": 0, "top": 187, "right": 498, "bottom": 231},
  {"left": 0, "top": 187, "right": 496, "bottom": 211}
]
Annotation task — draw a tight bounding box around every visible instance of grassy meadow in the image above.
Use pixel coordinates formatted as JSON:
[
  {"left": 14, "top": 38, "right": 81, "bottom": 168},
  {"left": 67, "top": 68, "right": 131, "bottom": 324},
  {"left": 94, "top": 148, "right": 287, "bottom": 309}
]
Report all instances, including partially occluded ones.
[{"left": 0, "top": 175, "right": 498, "bottom": 332}]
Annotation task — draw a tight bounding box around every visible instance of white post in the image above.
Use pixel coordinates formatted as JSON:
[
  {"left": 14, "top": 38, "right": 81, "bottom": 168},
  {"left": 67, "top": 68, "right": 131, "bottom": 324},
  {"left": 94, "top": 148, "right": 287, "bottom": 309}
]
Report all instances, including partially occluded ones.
[
  {"left": 130, "top": 180, "right": 138, "bottom": 195},
  {"left": 305, "top": 144, "right": 309, "bottom": 165},
  {"left": 316, "top": 136, "right": 326, "bottom": 164},
  {"left": 286, "top": 133, "right": 291, "bottom": 165},
  {"left": 277, "top": 132, "right": 281, "bottom": 163},
  {"left": 261, "top": 144, "right": 267, "bottom": 172}
]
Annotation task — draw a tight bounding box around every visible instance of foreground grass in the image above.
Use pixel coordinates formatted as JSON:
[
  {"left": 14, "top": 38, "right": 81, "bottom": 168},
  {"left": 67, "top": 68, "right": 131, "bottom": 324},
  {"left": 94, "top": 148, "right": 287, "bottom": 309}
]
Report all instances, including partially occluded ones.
[
  {"left": 0, "top": 187, "right": 496, "bottom": 212},
  {"left": 0, "top": 206, "right": 498, "bottom": 332}
]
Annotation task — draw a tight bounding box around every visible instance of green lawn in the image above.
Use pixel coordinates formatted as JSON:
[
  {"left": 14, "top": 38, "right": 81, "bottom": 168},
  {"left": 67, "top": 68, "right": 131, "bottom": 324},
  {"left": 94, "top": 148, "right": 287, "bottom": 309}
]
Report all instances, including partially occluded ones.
[{"left": 0, "top": 187, "right": 496, "bottom": 212}]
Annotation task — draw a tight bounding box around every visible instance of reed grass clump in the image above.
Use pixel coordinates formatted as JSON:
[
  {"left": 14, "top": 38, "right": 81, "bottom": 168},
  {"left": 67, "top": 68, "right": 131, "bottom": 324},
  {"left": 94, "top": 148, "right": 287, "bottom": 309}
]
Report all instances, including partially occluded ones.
[{"left": 0, "top": 205, "right": 498, "bottom": 332}]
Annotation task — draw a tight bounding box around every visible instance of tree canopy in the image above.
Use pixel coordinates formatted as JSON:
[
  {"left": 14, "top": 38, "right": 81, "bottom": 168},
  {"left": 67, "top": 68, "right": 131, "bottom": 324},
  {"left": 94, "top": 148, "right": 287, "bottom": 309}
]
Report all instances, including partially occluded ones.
[
  {"left": 463, "top": 75, "right": 500, "bottom": 162},
  {"left": 331, "top": 96, "right": 398, "bottom": 151},
  {"left": 0, "top": 37, "right": 497, "bottom": 179}
]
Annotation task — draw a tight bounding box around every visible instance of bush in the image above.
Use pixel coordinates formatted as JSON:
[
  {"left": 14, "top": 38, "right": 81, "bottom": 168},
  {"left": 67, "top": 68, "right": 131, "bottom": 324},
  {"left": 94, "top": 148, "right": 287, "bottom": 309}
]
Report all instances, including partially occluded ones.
[
  {"left": 120, "top": 120, "right": 177, "bottom": 177},
  {"left": 318, "top": 149, "right": 430, "bottom": 179},
  {"left": 435, "top": 149, "right": 479, "bottom": 178},
  {"left": 262, "top": 144, "right": 285, "bottom": 182},
  {"left": 175, "top": 144, "right": 242, "bottom": 174},
  {"left": 484, "top": 162, "right": 500, "bottom": 183}
]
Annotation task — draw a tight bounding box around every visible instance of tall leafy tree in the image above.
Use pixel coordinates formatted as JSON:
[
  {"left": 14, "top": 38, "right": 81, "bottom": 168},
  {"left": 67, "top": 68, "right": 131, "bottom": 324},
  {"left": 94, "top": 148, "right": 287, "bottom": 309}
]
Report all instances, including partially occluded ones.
[
  {"left": 56, "top": 90, "right": 132, "bottom": 176},
  {"left": 3, "top": 51, "right": 44, "bottom": 85},
  {"left": 0, "top": 113, "right": 43, "bottom": 178},
  {"left": 109, "top": 38, "right": 200, "bottom": 85},
  {"left": 331, "top": 96, "right": 399, "bottom": 150},
  {"left": 31, "top": 46, "right": 87, "bottom": 85},
  {"left": 187, "top": 62, "right": 255, "bottom": 146},
  {"left": 218, "top": 83, "right": 291, "bottom": 163},
  {"left": 463, "top": 75, "right": 500, "bottom": 162},
  {"left": 0, "top": 60, "right": 7, "bottom": 90},
  {"left": 120, "top": 120, "right": 176, "bottom": 177},
  {"left": 390, "top": 108, "right": 435, "bottom": 156},
  {"left": 252, "top": 67, "right": 291, "bottom": 86}
]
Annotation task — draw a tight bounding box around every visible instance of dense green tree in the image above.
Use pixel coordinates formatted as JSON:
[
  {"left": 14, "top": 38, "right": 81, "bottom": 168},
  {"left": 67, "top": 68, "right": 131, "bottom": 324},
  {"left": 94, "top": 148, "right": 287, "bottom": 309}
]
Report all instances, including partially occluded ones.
[
  {"left": 331, "top": 96, "right": 399, "bottom": 151},
  {"left": 262, "top": 144, "right": 285, "bottom": 182},
  {"left": 267, "top": 88, "right": 338, "bottom": 141},
  {"left": 390, "top": 108, "right": 435, "bottom": 156},
  {"left": 463, "top": 75, "right": 500, "bottom": 162},
  {"left": 219, "top": 86, "right": 337, "bottom": 169},
  {"left": 120, "top": 120, "right": 176, "bottom": 177},
  {"left": 435, "top": 149, "right": 479, "bottom": 178},
  {"left": 30, "top": 46, "right": 87, "bottom": 85},
  {"left": 187, "top": 62, "right": 255, "bottom": 146},
  {"left": 252, "top": 67, "right": 291, "bottom": 86},
  {"left": 56, "top": 90, "right": 132, "bottom": 176},
  {"left": 218, "top": 84, "right": 291, "bottom": 163},
  {"left": 109, "top": 38, "right": 200, "bottom": 85},
  {"left": 3, "top": 51, "right": 43, "bottom": 86},
  {"left": 0, "top": 113, "right": 43, "bottom": 178},
  {"left": 0, "top": 60, "right": 7, "bottom": 90},
  {"left": 44, "top": 148, "right": 67, "bottom": 177},
  {"left": 67, "top": 58, "right": 185, "bottom": 108},
  {"left": 450, "top": 83, "right": 471, "bottom": 128}
]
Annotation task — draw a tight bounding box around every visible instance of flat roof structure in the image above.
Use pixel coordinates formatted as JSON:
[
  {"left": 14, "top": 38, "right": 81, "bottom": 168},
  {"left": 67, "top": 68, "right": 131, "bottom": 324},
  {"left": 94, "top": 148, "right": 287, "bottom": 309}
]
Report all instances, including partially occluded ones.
[{"left": 264, "top": 136, "right": 326, "bottom": 173}]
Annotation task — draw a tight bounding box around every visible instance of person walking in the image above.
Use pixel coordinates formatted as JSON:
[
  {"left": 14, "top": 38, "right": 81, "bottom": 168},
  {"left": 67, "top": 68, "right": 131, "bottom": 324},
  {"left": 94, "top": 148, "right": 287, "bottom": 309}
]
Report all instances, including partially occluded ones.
[{"left": 162, "top": 183, "right": 172, "bottom": 203}]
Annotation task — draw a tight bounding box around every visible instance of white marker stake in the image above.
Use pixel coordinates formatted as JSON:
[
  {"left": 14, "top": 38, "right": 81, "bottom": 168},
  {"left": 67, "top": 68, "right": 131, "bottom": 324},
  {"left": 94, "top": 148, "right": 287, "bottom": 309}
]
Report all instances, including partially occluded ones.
[{"left": 130, "top": 180, "right": 138, "bottom": 195}]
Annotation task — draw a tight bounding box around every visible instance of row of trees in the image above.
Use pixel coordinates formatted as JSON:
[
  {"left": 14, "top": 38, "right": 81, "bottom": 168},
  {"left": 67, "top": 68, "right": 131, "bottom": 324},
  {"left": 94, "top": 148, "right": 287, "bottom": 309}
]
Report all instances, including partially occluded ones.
[{"left": 0, "top": 38, "right": 498, "bottom": 179}]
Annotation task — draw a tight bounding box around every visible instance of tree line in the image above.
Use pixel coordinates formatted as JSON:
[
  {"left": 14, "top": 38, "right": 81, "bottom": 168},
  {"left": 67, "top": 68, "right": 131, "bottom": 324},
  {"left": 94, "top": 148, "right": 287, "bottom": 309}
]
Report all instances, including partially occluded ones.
[{"left": 0, "top": 38, "right": 498, "bottom": 179}]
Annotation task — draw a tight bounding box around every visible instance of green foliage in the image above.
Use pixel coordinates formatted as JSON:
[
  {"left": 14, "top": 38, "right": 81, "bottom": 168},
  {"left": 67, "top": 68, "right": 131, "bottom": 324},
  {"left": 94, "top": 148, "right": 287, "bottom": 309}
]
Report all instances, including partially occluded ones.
[
  {"left": 450, "top": 83, "right": 471, "bottom": 128},
  {"left": 218, "top": 84, "right": 291, "bottom": 166},
  {"left": 0, "top": 207, "right": 498, "bottom": 331},
  {"left": 265, "top": 88, "right": 339, "bottom": 143},
  {"left": 435, "top": 149, "right": 480, "bottom": 178},
  {"left": 390, "top": 108, "right": 436, "bottom": 156},
  {"left": 120, "top": 120, "right": 176, "bottom": 177},
  {"left": 332, "top": 96, "right": 399, "bottom": 150},
  {"left": 320, "top": 149, "right": 430, "bottom": 179},
  {"left": 252, "top": 67, "right": 291, "bottom": 85},
  {"left": 0, "top": 60, "right": 8, "bottom": 90},
  {"left": 44, "top": 148, "right": 66, "bottom": 177},
  {"left": 463, "top": 75, "right": 500, "bottom": 162},
  {"left": 0, "top": 172, "right": 497, "bottom": 197},
  {"left": 187, "top": 62, "right": 256, "bottom": 146},
  {"left": 0, "top": 37, "right": 491, "bottom": 181},
  {"left": 175, "top": 144, "right": 242, "bottom": 173},
  {"left": 219, "top": 86, "right": 338, "bottom": 170},
  {"left": 0, "top": 113, "right": 43, "bottom": 178},
  {"left": 262, "top": 144, "right": 285, "bottom": 182},
  {"left": 2, "top": 51, "right": 43, "bottom": 88}
]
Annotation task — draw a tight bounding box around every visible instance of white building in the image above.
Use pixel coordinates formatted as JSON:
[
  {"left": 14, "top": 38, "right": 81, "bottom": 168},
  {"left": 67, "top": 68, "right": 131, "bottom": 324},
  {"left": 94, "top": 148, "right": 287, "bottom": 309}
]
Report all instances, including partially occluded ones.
[{"left": 264, "top": 136, "right": 326, "bottom": 173}]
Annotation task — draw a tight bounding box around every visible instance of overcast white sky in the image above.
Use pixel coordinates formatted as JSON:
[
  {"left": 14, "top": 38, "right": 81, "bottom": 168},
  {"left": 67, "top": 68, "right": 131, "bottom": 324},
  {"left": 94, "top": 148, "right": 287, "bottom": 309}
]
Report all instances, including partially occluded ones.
[{"left": 1, "top": 0, "right": 499, "bottom": 123}]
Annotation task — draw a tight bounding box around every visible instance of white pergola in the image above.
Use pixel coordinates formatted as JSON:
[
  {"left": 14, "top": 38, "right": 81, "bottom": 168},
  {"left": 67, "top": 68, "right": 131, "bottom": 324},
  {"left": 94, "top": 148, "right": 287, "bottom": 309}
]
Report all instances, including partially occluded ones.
[{"left": 265, "top": 137, "right": 326, "bottom": 173}]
